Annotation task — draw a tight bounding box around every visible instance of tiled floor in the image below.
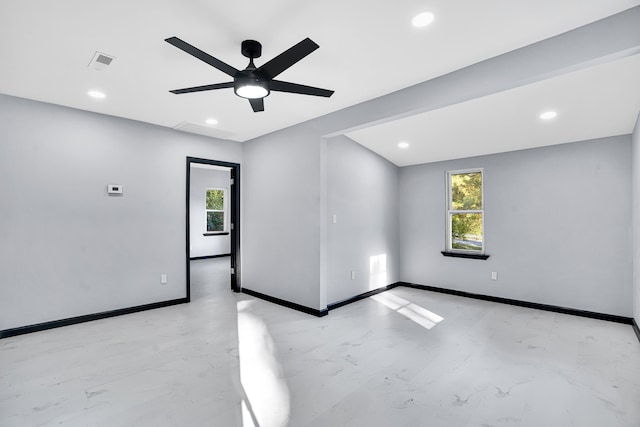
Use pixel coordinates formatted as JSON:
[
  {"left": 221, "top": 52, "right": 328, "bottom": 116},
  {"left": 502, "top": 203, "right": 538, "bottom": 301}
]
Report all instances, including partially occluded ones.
[
  {"left": 190, "top": 257, "right": 232, "bottom": 300},
  {"left": 1, "top": 263, "right": 639, "bottom": 426}
]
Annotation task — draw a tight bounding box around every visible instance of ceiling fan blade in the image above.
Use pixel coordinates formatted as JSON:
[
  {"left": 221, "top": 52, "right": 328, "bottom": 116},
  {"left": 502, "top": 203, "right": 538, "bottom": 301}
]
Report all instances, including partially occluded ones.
[
  {"left": 270, "top": 80, "right": 334, "bottom": 97},
  {"left": 258, "top": 38, "right": 319, "bottom": 79},
  {"left": 165, "top": 37, "right": 239, "bottom": 77},
  {"left": 249, "top": 98, "right": 264, "bottom": 112},
  {"left": 170, "top": 82, "right": 234, "bottom": 94}
]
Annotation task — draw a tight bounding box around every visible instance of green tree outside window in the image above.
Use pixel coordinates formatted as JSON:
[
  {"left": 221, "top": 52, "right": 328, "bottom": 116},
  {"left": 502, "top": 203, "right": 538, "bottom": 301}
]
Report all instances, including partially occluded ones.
[
  {"left": 448, "top": 171, "right": 483, "bottom": 252},
  {"left": 206, "top": 189, "right": 225, "bottom": 232}
]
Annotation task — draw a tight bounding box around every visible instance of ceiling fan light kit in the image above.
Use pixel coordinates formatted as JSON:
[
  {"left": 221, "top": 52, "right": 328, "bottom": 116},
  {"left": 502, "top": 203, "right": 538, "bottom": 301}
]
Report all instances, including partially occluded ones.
[
  {"left": 235, "top": 81, "right": 269, "bottom": 99},
  {"left": 165, "top": 36, "right": 334, "bottom": 112}
]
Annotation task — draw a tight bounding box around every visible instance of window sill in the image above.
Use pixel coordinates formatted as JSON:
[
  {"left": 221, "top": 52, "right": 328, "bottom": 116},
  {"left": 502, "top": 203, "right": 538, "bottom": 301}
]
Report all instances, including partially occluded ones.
[
  {"left": 441, "top": 251, "right": 490, "bottom": 260},
  {"left": 203, "top": 232, "right": 230, "bottom": 236}
]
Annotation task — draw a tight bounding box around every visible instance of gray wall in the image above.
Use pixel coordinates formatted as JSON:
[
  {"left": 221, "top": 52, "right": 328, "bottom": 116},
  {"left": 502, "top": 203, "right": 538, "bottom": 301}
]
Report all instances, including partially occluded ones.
[
  {"left": 0, "top": 94, "right": 241, "bottom": 330},
  {"left": 242, "top": 124, "right": 323, "bottom": 310},
  {"left": 399, "top": 136, "right": 632, "bottom": 316},
  {"left": 326, "top": 136, "right": 399, "bottom": 304},
  {"left": 189, "top": 167, "right": 230, "bottom": 258},
  {"left": 242, "top": 129, "right": 401, "bottom": 311},
  {"left": 633, "top": 113, "right": 640, "bottom": 326}
]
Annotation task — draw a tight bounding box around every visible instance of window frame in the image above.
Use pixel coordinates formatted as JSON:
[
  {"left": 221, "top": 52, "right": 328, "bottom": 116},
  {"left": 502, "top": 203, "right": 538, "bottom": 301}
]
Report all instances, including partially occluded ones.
[
  {"left": 205, "top": 187, "right": 227, "bottom": 233},
  {"left": 446, "top": 168, "right": 485, "bottom": 255}
]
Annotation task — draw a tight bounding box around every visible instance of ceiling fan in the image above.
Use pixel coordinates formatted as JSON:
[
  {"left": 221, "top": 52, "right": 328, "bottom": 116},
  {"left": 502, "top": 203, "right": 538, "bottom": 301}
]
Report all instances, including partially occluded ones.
[{"left": 165, "top": 36, "right": 334, "bottom": 112}]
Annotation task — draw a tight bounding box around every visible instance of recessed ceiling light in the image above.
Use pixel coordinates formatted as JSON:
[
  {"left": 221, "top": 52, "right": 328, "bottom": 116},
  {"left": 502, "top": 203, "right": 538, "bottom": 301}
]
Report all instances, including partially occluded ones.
[
  {"left": 540, "top": 111, "right": 557, "bottom": 120},
  {"left": 412, "top": 11, "right": 435, "bottom": 28},
  {"left": 87, "top": 90, "right": 106, "bottom": 99},
  {"left": 398, "top": 141, "right": 410, "bottom": 149},
  {"left": 205, "top": 118, "right": 218, "bottom": 125}
]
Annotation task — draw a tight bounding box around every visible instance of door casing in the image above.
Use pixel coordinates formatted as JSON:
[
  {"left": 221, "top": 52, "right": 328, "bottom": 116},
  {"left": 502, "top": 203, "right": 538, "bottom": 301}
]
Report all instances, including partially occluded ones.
[{"left": 186, "top": 157, "right": 241, "bottom": 300}]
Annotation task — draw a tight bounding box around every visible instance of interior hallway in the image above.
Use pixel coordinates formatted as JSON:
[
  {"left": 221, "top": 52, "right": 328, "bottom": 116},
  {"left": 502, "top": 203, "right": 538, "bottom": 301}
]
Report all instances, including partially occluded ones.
[{"left": 1, "top": 283, "right": 639, "bottom": 426}]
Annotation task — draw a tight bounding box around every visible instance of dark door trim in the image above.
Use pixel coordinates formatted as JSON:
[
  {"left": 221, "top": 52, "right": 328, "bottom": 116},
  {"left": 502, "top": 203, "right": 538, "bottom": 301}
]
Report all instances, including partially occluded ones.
[{"left": 186, "top": 157, "right": 241, "bottom": 300}]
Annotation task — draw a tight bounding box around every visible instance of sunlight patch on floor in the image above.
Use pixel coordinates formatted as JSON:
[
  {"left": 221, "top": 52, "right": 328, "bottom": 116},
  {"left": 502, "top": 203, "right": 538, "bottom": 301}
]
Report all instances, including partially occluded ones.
[
  {"left": 372, "top": 292, "right": 444, "bottom": 330},
  {"left": 237, "top": 300, "right": 290, "bottom": 427}
]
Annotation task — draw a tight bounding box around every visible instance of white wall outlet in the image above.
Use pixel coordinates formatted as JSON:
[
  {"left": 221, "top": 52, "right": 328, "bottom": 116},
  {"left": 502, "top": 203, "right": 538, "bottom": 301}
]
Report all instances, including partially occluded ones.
[
  {"left": 351, "top": 271, "right": 356, "bottom": 280},
  {"left": 107, "top": 184, "right": 123, "bottom": 195},
  {"left": 491, "top": 271, "right": 498, "bottom": 281},
  {"left": 161, "top": 274, "right": 167, "bottom": 284},
  {"left": 332, "top": 214, "right": 337, "bottom": 224}
]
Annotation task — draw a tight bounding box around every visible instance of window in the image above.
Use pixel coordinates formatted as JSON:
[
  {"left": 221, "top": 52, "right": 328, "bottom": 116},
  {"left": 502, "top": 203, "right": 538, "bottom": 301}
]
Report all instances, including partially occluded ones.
[
  {"left": 206, "top": 188, "right": 226, "bottom": 232},
  {"left": 446, "top": 169, "right": 484, "bottom": 253}
]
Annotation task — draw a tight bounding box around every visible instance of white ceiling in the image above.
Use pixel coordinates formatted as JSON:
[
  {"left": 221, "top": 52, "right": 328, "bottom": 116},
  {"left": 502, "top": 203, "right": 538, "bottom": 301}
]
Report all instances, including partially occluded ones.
[
  {"left": 1, "top": 1, "right": 639, "bottom": 165},
  {"left": 347, "top": 53, "right": 640, "bottom": 166}
]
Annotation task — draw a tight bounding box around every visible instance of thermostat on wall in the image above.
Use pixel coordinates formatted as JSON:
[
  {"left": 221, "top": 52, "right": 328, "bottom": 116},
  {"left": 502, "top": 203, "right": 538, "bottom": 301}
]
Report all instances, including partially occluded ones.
[{"left": 107, "top": 184, "right": 123, "bottom": 195}]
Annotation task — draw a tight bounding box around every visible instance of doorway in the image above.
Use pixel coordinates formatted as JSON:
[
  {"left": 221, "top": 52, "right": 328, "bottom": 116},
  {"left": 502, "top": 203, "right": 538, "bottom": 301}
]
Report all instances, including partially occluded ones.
[{"left": 186, "top": 157, "right": 240, "bottom": 301}]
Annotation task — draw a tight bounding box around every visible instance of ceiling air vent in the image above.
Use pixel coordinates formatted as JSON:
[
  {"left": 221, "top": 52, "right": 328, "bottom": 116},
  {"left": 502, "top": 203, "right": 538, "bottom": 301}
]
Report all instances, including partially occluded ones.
[
  {"left": 88, "top": 51, "right": 115, "bottom": 71},
  {"left": 173, "top": 122, "right": 235, "bottom": 140}
]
